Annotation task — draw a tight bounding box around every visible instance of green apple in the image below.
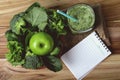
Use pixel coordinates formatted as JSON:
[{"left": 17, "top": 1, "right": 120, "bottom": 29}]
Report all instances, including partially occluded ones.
[{"left": 29, "top": 32, "right": 54, "bottom": 56}]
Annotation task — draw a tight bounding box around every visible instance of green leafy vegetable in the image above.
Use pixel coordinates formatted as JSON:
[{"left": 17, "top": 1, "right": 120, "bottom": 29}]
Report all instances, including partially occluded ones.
[
  {"left": 50, "top": 47, "right": 60, "bottom": 56},
  {"left": 47, "top": 9, "right": 67, "bottom": 35},
  {"left": 6, "top": 41, "right": 24, "bottom": 66},
  {"left": 5, "top": 2, "right": 64, "bottom": 72},
  {"left": 5, "top": 30, "right": 18, "bottom": 41},
  {"left": 24, "top": 7, "right": 48, "bottom": 31},
  {"left": 25, "top": 2, "right": 40, "bottom": 13},
  {"left": 10, "top": 12, "right": 26, "bottom": 35},
  {"left": 25, "top": 31, "right": 34, "bottom": 47},
  {"left": 42, "top": 55, "right": 62, "bottom": 72},
  {"left": 23, "top": 50, "right": 43, "bottom": 69}
]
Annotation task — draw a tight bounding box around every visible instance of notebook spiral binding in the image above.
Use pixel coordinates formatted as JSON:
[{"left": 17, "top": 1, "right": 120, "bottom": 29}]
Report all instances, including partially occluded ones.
[{"left": 94, "top": 32, "right": 110, "bottom": 52}]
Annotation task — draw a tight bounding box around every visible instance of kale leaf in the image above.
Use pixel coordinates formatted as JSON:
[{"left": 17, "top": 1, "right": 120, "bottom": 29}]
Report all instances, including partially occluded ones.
[
  {"left": 24, "top": 7, "right": 48, "bottom": 31},
  {"left": 42, "top": 55, "right": 62, "bottom": 72},
  {"left": 25, "top": 2, "right": 40, "bottom": 13}
]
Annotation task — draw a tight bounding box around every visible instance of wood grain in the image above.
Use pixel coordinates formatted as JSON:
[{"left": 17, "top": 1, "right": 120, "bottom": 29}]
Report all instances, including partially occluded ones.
[
  {"left": 84, "top": 54, "right": 120, "bottom": 80},
  {"left": 1, "top": 54, "right": 120, "bottom": 80},
  {"left": 0, "top": 0, "right": 120, "bottom": 26},
  {"left": 0, "top": 59, "right": 75, "bottom": 80},
  {"left": 0, "top": 0, "right": 120, "bottom": 80}
]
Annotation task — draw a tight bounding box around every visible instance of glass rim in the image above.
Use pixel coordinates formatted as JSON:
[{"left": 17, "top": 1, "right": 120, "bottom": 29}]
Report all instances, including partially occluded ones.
[{"left": 66, "top": 3, "right": 95, "bottom": 33}]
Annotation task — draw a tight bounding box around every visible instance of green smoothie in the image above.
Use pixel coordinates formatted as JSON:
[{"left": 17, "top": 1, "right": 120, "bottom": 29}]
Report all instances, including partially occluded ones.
[{"left": 67, "top": 4, "right": 95, "bottom": 33}]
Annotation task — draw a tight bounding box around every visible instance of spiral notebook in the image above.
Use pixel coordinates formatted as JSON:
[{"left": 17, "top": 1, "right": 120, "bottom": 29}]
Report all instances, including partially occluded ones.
[{"left": 61, "top": 31, "right": 111, "bottom": 80}]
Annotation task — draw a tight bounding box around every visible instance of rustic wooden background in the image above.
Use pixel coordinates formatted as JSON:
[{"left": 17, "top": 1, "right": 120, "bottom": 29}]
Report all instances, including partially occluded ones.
[{"left": 0, "top": 0, "right": 120, "bottom": 80}]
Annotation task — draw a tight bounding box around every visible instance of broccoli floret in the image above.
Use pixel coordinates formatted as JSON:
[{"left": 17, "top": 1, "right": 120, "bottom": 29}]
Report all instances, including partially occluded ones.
[
  {"left": 10, "top": 12, "right": 26, "bottom": 35},
  {"left": 23, "top": 51, "right": 43, "bottom": 69}
]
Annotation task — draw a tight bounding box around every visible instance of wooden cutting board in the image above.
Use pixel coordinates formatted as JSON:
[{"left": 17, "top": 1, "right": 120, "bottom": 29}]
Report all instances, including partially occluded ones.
[{"left": 61, "top": 4, "right": 111, "bottom": 53}]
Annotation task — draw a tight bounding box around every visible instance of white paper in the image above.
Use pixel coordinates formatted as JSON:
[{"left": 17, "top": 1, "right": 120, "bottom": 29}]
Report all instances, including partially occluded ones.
[{"left": 61, "top": 31, "right": 111, "bottom": 80}]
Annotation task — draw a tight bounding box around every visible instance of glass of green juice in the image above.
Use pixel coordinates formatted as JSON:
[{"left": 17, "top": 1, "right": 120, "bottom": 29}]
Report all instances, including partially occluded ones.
[{"left": 67, "top": 4, "right": 95, "bottom": 33}]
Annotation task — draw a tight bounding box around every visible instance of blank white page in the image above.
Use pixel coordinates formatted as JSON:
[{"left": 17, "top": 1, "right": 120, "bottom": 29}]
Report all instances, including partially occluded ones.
[{"left": 61, "top": 31, "right": 111, "bottom": 80}]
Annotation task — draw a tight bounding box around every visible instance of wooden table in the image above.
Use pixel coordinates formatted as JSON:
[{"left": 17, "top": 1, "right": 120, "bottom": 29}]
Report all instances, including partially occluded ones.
[{"left": 0, "top": 0, "right": 120, "bottom": 80}]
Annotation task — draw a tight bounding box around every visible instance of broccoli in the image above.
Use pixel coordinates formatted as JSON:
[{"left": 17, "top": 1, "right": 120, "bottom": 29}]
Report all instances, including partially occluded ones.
[
  {"left": 22, "top": 50, "right": 43, "bottom": 69},
  {"left": 10, "top": 12, "right": 26, "bottom": 35}
]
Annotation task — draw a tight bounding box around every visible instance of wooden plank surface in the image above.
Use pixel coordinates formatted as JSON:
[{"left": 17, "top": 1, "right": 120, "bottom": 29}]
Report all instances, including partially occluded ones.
[
  {"left": 0, "top": 0, "right": 120, "bottom": 80},
  {"left": 0, "top": 53, "right": 120, "bottom": 80},
  {"left": 0, "top": 59, "right": 75, "bottom": 80}
]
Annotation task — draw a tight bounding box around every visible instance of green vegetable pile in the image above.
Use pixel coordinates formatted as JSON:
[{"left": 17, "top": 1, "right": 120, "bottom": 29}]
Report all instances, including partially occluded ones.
[{"left": 5, "top": 2, "right": 67, "bottom": 72}]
